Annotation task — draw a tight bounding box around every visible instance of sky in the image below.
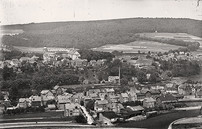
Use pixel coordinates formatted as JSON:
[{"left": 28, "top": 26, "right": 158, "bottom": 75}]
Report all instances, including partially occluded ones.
[{"left": 0, "top": 0, "right": 202, "bottom": 25}]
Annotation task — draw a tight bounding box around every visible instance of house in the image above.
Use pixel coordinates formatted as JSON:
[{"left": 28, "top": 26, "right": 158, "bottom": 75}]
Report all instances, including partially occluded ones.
[
  {"left": 41, "top": 90, "right": 55, "bottom": 106},
  {"left": 0, "top": 61, "right": 4, "bottom": 69},
  {"left": 29, "top": 95, "right": 42, "bottom": 107},
  {"left": 106, "top": 88, "right": 115, "bottom": 96},
  {"left": 98, "top": 91, "right": 107, "bottom": 100},
  {"left": 140, "top": 89, "right": 161, "bottom": 99},
  {"left": 1, "top": 91, "right": 9, "bottom": 101},
  {"left": 98, "top": 111, "right": 119, "bottom": 126},
  {"left": 143, "top": 97, "right": 156, "bottom": 109},
  {"left": 120, "top": 93, "right": 130, "bottom": 103},
  {"left": 127, "top": 87, "right": 138, "bottom": 101},
  {"left": 107, "top": 94, "right": 120, "bottom": 103},
  {"left": 82, "top": 96, "right": 94, "bottom": 107},
  {"left": 67, "top": 48, "right": 80, "bottom": 60},
  {"left": 156, "top": 94, "right": 177, "bottom": 106},
  {"left": 96, "top": 59, "right": 105, "bottom": 66},
  {"left": 86, "top": 89, "right": 100, "bottom": 98},
  {"left": 108, "top": 76, "right": 120, "bottom": 84},
  {"left": 53, "top": 85, "right": 64, "bottom": 95},
  {"left": 127, "top": 105, "right": 144, "bottom": 112},
  {"left": 10, "top": 59, "right": 21, "bottom": 67},
  {"left": 57, "top": 94, "right": 72, "bottom": 110},
  {"left": 134, "top": 58, "right": 153, "bottom": 68},
  {"left": 19, "top": 57, "right": 31, "bottom": 62},
  {"left": 108, "top": 103, "right": 123, "bottom": 113},
  {"left": 72, "top": 92, "right": 83, "bottom": 104},
  {"left": 0, "top": 103, "right": 4, "bottom": 115},
  {"left": 3, "top": 60, "right": 12, "bottom": 68},
  {"left": 94, "top": 100, "right": 109, "bottom": 112},
  {"left": 89, "top": 60, "right": 97, "bottom": 66},
  {"left": 196, "top": 89, "right": 202, "bottom": 98},
  {"left": 64, "top": 103, "right": 80, "bottom": 117},
  {"left": 71, "top": 58, "right": 84, "bottom": 67},
  {"left": 17, "top": 98, "right": 30, "bottom": 108},
  {"left": 31, "top": 55, "right": 39, "bottom": 61}
]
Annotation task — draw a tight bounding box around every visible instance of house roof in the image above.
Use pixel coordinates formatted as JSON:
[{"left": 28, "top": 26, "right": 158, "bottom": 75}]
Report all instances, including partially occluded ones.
[
  {"left": 11, "top": 59, "right": 20, "bottom": 64},
  {"left": 65, "top": 103, "right": 79, "bottom": 109},
  {"left": 96, "top": 100, "right": 108, "bottom": 105},
  {"left": 57, "top": 95, "right": 72, "bottom": 103},
  {"left": 101, "top": 111, "right": 119, "bottom": 119},
  {"left": 106, "top": 88, "right": 115, "bottom": 93},
  {"left": 144, "top": 97, "right": 156, "bottom": 102},
  {"left": 127, "top": 105, "right": 144, "bottom": 111},
  {"left": 158, "top": 94, "right": 177, "bottom": 102},
  {"left": 53, "top": 85, "right": 60, "bottom": 90},
  {"left": 20, "top": 57, "right": 30, "bottom": 61},
  {"left": 41, "top": 90, "right": 51, "bottom": 95},
  {"left": 30, "top": 96, "right": 41, "bottom": 102},
  {"left": 19, "top": 98, "right": 30, "bottom": 103},
  {"left": 141, "top": 89, "right": 161, "bottom": 95},
  {"left": 135, "top": 58, "right": 153, "bottom": 66},
  {"left": 108, "top": 94, "right": 119, "bottom": 99},
  {"left": 88, "top": 89, "right": 101, "bottom": 93},
  {"left": 197, "top": 90, "right": 202, "bottom": 96},
  {"left": 121, "top": 93, "right": 129, "bottom": 98}
]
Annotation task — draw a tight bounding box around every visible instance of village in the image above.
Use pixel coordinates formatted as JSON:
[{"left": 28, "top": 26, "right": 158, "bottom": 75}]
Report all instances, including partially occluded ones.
[{"left": 1, "top": 45, "right": 202, "bottom": 126}]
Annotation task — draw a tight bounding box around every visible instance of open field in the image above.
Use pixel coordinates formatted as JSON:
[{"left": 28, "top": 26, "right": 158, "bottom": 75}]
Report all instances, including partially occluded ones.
[
  {"left": 119, "top": 109, "right": 201, "bottom": 129},
  {"left": 137, "top": 33, "right": 202, "bottom": 48},
  {"left": 92, "top": 40, "right": 184, "bottom": 53}
]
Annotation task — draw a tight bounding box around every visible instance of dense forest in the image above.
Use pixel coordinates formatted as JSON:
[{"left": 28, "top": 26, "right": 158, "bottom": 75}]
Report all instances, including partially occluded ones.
[{"left": 2, "top": 18, "right": 202, "bottom": 49}]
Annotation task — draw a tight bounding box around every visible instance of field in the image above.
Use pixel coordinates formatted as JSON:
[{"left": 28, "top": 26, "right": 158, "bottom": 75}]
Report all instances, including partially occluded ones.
[
  {"left": 137, "top": 33, "right": 202, "bottom": 48},
  {"left": 92, "top": 40, "right": 184, "bottom": 53}
]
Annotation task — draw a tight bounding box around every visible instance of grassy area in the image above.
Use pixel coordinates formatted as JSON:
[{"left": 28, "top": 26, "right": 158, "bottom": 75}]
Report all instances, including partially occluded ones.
[
  {"left": 118, "top": 109, "right": 201, "bottom": 129},
  {"left": 0, "top": 111, "right": 75, "bottom": 123},
  {"left": 93, "top": 40, "right": 184, "bottom": 53},
  {"left": 1, "top": 111, "right": 64, "bottom": 119}
]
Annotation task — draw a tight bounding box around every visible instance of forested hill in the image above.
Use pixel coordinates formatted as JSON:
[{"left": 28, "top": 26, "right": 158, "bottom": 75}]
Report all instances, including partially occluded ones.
[{"left": 2, "top": 18, "right": 202, "bottom": 49}]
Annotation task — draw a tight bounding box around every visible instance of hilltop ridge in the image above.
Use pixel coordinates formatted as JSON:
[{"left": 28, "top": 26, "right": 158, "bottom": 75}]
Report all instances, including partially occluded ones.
[{"left": 2, "top": 18, "right": 202, "bottom": 49}]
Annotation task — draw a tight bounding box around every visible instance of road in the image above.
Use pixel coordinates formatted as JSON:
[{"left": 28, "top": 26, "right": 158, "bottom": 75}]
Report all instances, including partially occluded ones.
[
  {"left": 0, "top": 121, "right": 93, "bottom": 129},
  {"left": 0, "top": 121, "right": 146, "bottom": 129}
]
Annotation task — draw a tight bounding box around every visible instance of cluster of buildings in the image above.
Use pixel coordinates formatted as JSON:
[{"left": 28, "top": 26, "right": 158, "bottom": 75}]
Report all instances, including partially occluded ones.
[{"left": 2, "top": 80, "right": 202, "bottom": 125}]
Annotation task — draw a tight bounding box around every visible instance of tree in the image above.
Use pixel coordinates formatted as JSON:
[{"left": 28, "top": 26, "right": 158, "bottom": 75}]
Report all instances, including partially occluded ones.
[
  {"left": 86, "top": 100, "right": 95, "bottom": 111},
  {"left": 137, "top": 71, "right": 147, "bottom": 83}
]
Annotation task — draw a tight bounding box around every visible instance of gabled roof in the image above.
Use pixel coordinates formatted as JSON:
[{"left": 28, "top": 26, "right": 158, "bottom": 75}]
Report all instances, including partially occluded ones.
[
  {"left": 101, "top": 111, "right": 119, "bottom": 119},
  {"left": 30, "top": 96, "right": 41, "bottom": 102},
  {"left": 127, "top": 105, "right": 144, "bottom": 111},
  {"left": 20, "top": 57, "right": 30, "bottom": 61},
  {"left": 106, "top": 88, "right": 115, "bottom": 93},
  {"left": 96, "top": 100, "right": 108, "bottom": 105},
  {"left": 41, "top": 90, "right": 52, "bottom": 95},
  {"left": 158, "top": 94, "right": 177, "bottom": 102},
  {"left": 65, "top": 103, "right": 79, "bottom": 109},
  {"left": 19, "top": 98, "right": 30, "bottom": 103},
  {"left": 135, "top": 58, "right": 153, "bottom": 66},
  {"left": 121, "top": 93, "right": 129, "bottom": 98},
  {"left": 57, "top": 95, "right": 72, "bottom": 103},
  {"left": 53, "top": 85, "right": 60, "bottom": 90},
  {"left": 144, "top": 97, "right": 156, "bottom": 102}
]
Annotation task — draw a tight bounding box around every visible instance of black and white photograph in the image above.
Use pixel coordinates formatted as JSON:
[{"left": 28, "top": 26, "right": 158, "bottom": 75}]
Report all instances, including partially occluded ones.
[{"left": 0, "top": 0, "right": 202, "bottom": 129}]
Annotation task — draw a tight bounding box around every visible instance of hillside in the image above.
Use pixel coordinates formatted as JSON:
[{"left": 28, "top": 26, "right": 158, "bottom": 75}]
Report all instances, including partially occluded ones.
[{"left": 2, "top": 18, "right": 202, "bottom": 49}]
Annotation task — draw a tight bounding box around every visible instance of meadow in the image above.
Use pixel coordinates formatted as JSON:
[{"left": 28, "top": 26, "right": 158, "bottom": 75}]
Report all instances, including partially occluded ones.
[{"left": 92, "top": 40, "right": 184, "bottom": 53}]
